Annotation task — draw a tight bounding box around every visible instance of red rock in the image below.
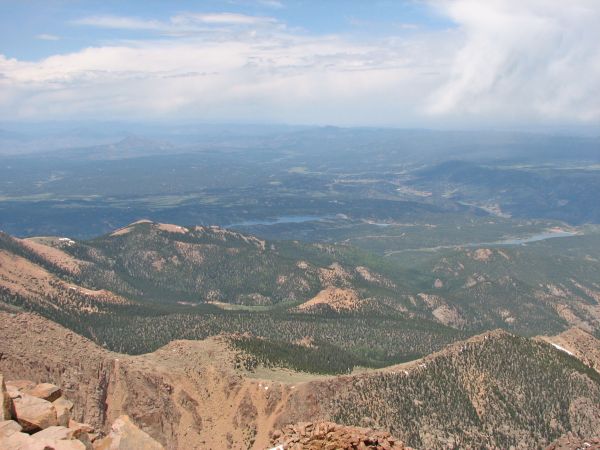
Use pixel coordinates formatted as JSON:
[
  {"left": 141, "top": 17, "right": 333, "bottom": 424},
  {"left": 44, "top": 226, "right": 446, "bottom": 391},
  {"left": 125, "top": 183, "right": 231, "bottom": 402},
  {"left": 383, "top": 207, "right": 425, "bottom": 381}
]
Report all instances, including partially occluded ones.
[
  {"left": 270, "top": 421, "right": 408, "bottom": 450},
  {"left": 1, "top": 374, "right": 13, "bottom": 421},
  {"left": 0, "top": 420, "right": 22, "bottom": 439},
  {"left": 92, "top": 415, "right": 164, "bottom": 450},
  {"left": 12, "top": 393, "right": 58, "bottom": 432},
  {"left": 26, "top": 382, "right": 62, "bottom": 402},
  {"left": 0, "top": 430, "right": 35, "bottom": 449},
  {"left": 5, "top": 380, "right": 35, "bottom": 391},
  {"left": 69, "top": 418, "right": 95, "bottom": 433},
  {"left": 53, "top": 397, "right": 74, "bottom": 427}
]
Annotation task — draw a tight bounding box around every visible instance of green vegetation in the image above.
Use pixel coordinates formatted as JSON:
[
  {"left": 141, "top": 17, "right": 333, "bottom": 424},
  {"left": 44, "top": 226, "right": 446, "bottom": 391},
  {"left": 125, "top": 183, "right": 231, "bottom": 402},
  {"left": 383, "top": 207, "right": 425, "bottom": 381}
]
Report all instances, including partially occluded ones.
[
  {"left": 229, "top": 336, "right": 364, "bottom": 375},
  {"left": 329, "top": 333, "right": 600, "bottom": 448},
  {"left": 2, "top": 220, "right": 600, "bottom": 375}
]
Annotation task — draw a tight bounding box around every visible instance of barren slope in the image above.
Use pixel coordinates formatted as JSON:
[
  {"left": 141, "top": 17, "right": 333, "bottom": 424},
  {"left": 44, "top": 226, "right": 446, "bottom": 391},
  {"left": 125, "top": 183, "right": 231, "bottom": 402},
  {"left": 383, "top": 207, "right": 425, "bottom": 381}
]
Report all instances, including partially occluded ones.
[{"left": 538, "top": 327, "right": 600, "bottom": 374}]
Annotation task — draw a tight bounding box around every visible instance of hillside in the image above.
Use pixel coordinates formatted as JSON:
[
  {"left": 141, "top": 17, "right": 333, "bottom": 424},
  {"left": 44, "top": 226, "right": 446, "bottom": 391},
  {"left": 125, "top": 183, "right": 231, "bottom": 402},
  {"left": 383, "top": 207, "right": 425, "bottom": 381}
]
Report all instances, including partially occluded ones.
[
  {"left": 18, "top": 220, "right": 412, "bottom": 308},
  {"left": 2, "top": 220, "right": 600, "bottom": 369},
  {"left": 1, "top": 311, "right": 599, "bottom": 449},
  {"left": 538, "top": 327, "right": 600, "bottom": 373},
  {"left": 0, "top": 224, "right": 462, "bottom": 369},
  {"left": 387, "top": 236, "right": 600, "bottom": 336}
]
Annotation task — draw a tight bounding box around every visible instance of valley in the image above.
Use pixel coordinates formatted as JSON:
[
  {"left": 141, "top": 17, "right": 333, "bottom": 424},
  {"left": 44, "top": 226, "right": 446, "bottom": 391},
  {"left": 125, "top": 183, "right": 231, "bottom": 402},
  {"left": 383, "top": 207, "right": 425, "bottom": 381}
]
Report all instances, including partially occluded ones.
[{"left": 1, "top": 127, "right": 599, "bottom": 449}]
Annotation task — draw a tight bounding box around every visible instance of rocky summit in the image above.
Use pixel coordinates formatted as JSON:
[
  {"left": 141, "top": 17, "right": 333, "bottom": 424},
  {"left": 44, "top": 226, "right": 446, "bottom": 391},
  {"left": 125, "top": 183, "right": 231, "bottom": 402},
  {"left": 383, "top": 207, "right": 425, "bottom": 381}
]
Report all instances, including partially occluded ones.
[{"left": 0, "top": 374, "right": 163, "bottom": 450}]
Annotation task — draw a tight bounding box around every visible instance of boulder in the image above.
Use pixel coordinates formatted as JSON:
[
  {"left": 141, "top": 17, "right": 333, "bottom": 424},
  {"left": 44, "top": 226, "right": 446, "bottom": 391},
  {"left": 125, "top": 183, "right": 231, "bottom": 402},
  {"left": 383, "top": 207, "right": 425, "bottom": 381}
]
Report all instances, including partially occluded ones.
[
  {"left": 69, "top": 418, "right": 95, "bottom": 433},
  {"left": 5, "top": 380, "right": 35, "bottom": 400},
  {"left": 93, "top": 415, "right": 164, "bottom": 450},
  {"left": 54, "top": 397, "right": 74, "bottom": 426},
  {"left": 26, "top": 382, "right": 62, "bottom": 402},
  {"left": 1, "top": 374, "right": 13, "bottom": 420},
  {"left": 29, "top": 439, "right": 87, "bottom": 450},
  {"left": 5, "top": 385, "right": 20, "bottom": 400},
  {"left": 0, "top": 430, "right": 35, "bottom": 449},
  {"left": 12, "top": 392, "right": 58, "bottom": 432},
  {"left": 33, "top": 424, "right": 81, "bottom": 440},
  {"left": 5, "top": 379, "right": 36, "bottom": 391},
  {"left": 32, "top": 425, "right": 93, "bottom": 449},
  {"left": 0, "top": 420, "right": 22, "bottom": 439}
]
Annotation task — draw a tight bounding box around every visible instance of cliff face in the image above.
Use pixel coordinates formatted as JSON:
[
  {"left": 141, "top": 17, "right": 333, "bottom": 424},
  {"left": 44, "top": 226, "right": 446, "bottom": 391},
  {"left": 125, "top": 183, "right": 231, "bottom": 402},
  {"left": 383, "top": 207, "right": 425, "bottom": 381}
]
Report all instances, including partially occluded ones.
[
  {"left": 0, "top": 312, "right": 114, "bottom": 428},
  {"left": 0, "top": 372, "right": 164, "bottom": 450}
]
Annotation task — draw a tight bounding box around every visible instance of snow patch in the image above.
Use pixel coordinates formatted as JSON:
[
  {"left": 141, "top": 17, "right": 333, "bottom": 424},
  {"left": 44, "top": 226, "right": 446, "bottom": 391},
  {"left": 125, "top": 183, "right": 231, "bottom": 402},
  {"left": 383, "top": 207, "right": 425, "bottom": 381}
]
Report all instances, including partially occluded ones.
[{"left": 550, "top": 343, "right": 575, "bottom": 356}]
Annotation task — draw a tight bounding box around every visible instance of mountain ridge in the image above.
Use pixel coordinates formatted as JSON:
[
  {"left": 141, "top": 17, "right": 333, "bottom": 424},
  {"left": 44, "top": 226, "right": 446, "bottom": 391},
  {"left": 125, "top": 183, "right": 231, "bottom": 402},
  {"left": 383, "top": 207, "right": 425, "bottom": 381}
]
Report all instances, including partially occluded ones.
[{"left": 1, "top": 310, "right": 598, "bottom": 449}]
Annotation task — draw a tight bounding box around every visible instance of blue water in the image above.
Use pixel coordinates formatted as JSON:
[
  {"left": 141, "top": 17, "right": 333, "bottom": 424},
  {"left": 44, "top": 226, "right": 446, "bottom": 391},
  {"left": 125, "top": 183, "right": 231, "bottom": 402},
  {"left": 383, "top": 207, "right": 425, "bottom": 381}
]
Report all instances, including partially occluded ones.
[
  {"left": 227, "top": 215, "right": 330, "bottom": 227},
  {"left": 465, "top": 231, "right": 577, "bottom": 247}
]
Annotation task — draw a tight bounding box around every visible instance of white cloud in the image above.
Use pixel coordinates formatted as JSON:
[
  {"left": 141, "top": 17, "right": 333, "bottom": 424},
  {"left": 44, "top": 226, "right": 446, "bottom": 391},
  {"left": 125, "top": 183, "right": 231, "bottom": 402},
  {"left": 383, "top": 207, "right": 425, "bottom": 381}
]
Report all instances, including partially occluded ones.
[
  {"left": 72, "top": 12, "right": 280, "bottom": 33},
  {"left": 0, "top": 17, "right": 448, "bottom": 124},
  {"left": 258, "top": 0, "right": 284, "bottom": 9},
  {"left": 184, "top": 13, "right": 277, "bottom": 25},
  {"left": 35, "top": 34, "right": 61, "bottom": 41},
  {"left": 72, "top": 15, "right": 164, "bottom": 31},
  {"left": 1, "top": 1, "right": 599, "bottom": 127},
  {"left": 427, "top": 0, "right": 600, "bottom": 123}
]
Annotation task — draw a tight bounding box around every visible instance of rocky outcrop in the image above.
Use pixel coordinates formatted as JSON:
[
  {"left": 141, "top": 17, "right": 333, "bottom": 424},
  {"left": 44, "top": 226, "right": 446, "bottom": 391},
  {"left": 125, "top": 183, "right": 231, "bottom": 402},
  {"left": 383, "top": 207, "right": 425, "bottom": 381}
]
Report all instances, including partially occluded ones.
[
  {"left": 94, "top": 415, "right": 164, "bottom": 450},
  {"left": 545, "top": 433, "right": 600, "bottom": 449},
  {"left": 0, "top": 377, "right": 94, "bottom": 449},
  {"left": 0, "top": 375, "right": 164, "bottom": 450},
  {"left": 1, "top": 373, "right": 12, "bottom": 421},
  {"left": 270, "top": 421, "right": 410, "bottom": 449},
  {"left": 0, "top": 313, "right": 115, "bottom": 430}
]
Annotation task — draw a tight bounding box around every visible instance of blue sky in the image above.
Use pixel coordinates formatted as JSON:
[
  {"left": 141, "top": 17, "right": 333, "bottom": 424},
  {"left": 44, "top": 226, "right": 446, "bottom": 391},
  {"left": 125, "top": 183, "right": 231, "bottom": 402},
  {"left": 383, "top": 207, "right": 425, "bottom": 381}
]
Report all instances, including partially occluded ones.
[
  {"left": 0, "top": 1, "right": 598, "bottom": 129},
  {"left": 1, "top": 1, "right": 453, "bottom": 60}
]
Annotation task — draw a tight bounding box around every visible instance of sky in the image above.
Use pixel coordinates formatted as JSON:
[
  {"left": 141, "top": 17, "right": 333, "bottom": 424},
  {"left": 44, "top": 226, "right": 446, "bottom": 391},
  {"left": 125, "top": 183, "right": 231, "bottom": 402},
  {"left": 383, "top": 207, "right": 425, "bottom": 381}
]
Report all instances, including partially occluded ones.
[{"left": 0, "top": 0, "right": 599, "bottom": 131}]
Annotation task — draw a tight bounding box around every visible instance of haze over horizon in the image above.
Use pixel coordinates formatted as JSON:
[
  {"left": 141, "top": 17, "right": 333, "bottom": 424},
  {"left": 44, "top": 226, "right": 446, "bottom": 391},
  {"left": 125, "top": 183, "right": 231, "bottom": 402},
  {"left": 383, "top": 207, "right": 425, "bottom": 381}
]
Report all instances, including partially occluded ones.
[{"left": 1, "top": 0, "right": 599, "bottom": 133}]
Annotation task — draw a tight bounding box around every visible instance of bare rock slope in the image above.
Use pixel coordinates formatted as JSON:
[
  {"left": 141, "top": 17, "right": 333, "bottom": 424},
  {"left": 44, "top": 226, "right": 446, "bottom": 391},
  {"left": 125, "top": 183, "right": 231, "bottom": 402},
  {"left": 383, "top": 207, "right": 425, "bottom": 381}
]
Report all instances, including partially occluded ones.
[{"left": 538, "top": 327, "right": 600, "bottom": 373}]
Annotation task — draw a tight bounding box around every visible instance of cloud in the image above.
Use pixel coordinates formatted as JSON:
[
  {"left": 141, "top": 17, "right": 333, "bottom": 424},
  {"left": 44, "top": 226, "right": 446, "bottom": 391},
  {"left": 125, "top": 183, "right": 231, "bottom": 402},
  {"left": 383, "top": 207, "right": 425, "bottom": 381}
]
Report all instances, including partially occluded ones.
[
  {"left": 396, "top": 23, "right": 419, "bottom": 30},
  {"left": 72, "top": 15, "right": 164, "bottom": 30},
  {"left": 1, "top": 1, "right": 599, "bottom": 127},
  {"left": 257, "top": 0, "right": 284, "bottom": 8},
  {"left": 72, "top": 12, "right": 280, "bottom": 33},
  {"left": 426, "top": 0, "right": 600, "bottom": 123},
  {"left": 227, "top": 0, "right": 285, "bottom": 9},
  {"left": 35, "top": 34, "right": 61, "bottom": 41},
  {"left": 0, "top": 30, "right": 444, "bottom": 124},
  {"left": 188, "top": 13, "right": 276, "bottom": 24}
]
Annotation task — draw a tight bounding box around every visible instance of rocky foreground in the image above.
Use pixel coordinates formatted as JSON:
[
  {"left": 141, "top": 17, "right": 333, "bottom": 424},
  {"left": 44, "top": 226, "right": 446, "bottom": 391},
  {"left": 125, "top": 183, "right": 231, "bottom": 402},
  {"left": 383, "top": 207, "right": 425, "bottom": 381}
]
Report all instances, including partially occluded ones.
[
  {"left": 270, "top": 421, "right": 409, "bottom": 450},
  {"left": 0, "top": 373, "right": 163, "bottom": 449}
]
